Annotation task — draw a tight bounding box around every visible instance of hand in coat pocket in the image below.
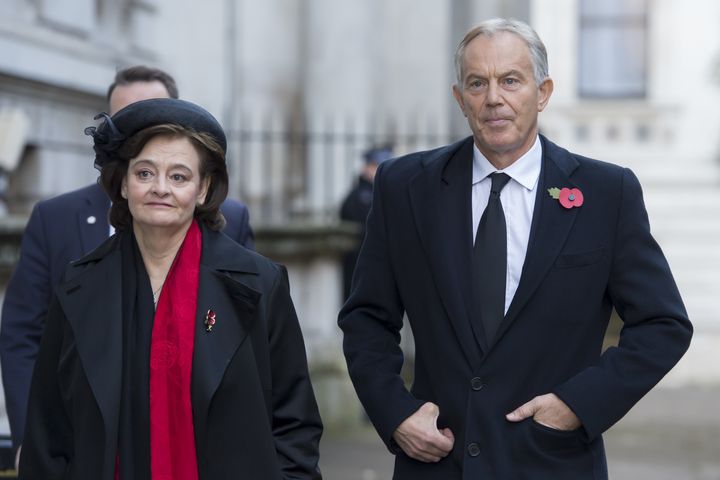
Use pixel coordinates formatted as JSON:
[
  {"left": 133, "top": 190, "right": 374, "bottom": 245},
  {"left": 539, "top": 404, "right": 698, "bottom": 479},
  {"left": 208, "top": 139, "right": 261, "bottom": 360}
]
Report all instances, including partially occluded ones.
[
  {"left": 393, "top": 402, "right": 455, "bottom": 462},
  {"left": 506, "top": 393, "right": 582, "bottom": 431}
]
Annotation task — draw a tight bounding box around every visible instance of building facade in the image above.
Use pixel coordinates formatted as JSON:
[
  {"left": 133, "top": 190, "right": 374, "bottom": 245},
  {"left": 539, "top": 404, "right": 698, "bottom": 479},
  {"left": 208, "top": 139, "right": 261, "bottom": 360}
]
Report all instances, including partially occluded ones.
[{"left": 533, "top": 0, "right": 720, "bottom": 385}]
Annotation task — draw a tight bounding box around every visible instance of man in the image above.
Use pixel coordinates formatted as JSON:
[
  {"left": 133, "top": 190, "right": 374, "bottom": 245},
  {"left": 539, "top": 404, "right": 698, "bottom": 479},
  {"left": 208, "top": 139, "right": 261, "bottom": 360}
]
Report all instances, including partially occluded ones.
[
  {"left": 339, "top": 146, "right": 393, "bottom": 300},
  {"left": 338, "top": 19, "right": 692, "bottom": 479},
  {"left": 0, "top": 65, "right": 254, "bottom": 457}
]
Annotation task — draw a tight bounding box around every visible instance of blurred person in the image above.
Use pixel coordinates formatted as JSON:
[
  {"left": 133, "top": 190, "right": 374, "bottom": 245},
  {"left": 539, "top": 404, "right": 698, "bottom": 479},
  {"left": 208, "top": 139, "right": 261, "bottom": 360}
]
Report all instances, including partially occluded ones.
[
  {"left": 0, "top": 65, "right": 254, "bottom": 464},
  {"left": 19, "top": 98, "right": 322, "bottom": 479},
  {"left": 338, "top": 18, "right": 691, "bottom": 479},
  {"left": 339, "top": 146, "right": 393, "bottom": 300}
]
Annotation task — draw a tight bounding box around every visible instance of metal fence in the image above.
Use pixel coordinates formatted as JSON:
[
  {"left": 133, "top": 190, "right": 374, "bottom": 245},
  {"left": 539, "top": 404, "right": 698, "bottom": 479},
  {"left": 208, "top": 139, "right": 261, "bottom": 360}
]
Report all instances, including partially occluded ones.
[{"left": 226, "top": 115, "right": 460, "bottom": 223}]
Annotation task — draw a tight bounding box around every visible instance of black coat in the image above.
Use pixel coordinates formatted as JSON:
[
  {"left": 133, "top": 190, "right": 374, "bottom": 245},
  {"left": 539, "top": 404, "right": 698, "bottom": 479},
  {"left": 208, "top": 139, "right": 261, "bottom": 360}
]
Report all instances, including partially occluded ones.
[
  {"left": 339, "top": 136, "right": 692, "bottom": 479},
  {"left": 339, "top": 176, "right": 374, "bottom": 300},
  {"left": 0, "top": 183, "right": 254, "bottom": 450},
  {"left": 19, "top": 226, "right": 322, "bottom": 479}
]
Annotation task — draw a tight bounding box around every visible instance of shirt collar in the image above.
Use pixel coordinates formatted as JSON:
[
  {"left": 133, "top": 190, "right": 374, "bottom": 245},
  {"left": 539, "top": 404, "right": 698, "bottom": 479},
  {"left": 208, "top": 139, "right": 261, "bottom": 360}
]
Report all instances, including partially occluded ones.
[{"left": 472, "top": 135, "right": 542, "bottom": 191}]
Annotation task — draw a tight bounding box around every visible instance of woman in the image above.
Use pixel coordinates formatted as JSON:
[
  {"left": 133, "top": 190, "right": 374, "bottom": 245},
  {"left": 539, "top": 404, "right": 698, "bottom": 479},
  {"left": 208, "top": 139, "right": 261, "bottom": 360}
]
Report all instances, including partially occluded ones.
[{"left": 19, "top": 99, "right": 323, "bottom": 479}]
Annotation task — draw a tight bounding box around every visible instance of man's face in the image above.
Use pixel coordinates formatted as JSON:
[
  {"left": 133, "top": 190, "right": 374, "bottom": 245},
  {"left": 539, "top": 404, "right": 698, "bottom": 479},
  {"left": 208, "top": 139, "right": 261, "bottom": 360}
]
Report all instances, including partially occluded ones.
[
  {"left": 452, "top": 32, "right": 553, "bottom": 168},
  {"left": 108, "top": 80, "right": 171, "bottom": 115}
]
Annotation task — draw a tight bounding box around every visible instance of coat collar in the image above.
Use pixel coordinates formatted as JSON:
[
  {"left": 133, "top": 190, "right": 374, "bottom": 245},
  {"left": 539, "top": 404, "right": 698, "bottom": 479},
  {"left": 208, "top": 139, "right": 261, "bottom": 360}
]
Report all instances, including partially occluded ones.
[
  {"left": 191, "top": 226, "right": 261, "bottom": 443},
  {"left": 200, "top": 226, "right": 260, "bottom": 274},
  {"left": 408, "top": 135, "right": 582, "bottom": 361},
  {"left": 75, "top": 223, "right": 260, "bottom": 274},
  {"left": 490, "top": 135, "right": 581, "bottom": 349},
  {"left": 57, "top": 245, "right": 123, "bottom": 470},
  {"left": 409, "top": 136, "right": 484, "bottom": 367}
]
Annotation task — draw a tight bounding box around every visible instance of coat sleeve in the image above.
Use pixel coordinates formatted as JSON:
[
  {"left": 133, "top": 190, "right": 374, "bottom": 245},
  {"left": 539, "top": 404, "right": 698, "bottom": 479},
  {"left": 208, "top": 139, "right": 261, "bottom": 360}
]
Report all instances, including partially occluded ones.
[
  {"left": 0, "top": 203, "right": 53, "bottom": 450},
  {"left": 553, "top": 168, "right": 692, "bottom": 440},
  {"left": 266, "top": 266, "right": 323, "bottom": 479},
  {"left": 337, "top": 163, "right": 425, "bottom": 451},
  {"left": 17, "top": 295, "right": 73, "bottom": 479}
]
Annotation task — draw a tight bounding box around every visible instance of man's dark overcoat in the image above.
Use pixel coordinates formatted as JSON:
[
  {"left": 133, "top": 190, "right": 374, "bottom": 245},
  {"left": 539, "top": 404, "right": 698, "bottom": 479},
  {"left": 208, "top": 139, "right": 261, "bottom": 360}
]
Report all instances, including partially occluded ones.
[{"left": 339, "top": 135, "right": 692, "bottom": 479}]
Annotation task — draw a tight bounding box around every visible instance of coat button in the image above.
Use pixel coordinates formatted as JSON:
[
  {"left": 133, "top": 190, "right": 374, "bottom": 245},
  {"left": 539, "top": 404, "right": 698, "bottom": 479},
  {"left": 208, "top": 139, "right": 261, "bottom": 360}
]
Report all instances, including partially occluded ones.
[
  {"left": 471, "top": 377, "right": 484, "bottom": 391},
  {"left": 467, "top": 442, "right": 481, "bottom": 457}
]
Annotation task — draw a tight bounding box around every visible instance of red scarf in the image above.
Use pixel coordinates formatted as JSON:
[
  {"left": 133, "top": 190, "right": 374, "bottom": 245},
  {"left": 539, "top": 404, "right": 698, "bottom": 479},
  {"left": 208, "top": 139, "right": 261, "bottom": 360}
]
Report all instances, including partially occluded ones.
[{"left": 149, "top": 220, "right": 201, "bottom": 480}]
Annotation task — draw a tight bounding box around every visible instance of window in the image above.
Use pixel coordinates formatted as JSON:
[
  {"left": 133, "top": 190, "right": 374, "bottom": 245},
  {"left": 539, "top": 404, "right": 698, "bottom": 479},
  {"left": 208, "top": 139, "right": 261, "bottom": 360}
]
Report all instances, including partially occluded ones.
[
  {"left": 578, "top": 0, "right": 647, "bottom": 98},
  {"left": 40, "top": 0, "right": 96, "bottom": 35}
]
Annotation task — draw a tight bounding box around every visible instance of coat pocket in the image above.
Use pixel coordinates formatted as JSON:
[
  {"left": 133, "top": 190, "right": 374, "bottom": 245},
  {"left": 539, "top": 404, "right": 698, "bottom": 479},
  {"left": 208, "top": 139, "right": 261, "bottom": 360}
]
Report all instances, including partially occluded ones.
[
  {"left": 510, "top": 419, "right": 596, "bottom": 479},
  {"left": 529, "top": 419, "right": 587, "bottom": 454},
  {"left": 554, "top": 248, "right": 605, "bottom": 269}
]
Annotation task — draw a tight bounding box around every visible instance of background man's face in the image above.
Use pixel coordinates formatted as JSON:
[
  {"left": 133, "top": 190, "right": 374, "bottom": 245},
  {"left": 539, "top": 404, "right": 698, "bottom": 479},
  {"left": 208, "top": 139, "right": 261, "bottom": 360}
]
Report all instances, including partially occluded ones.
[
  {"left": 452, "top": 32, "right": 552, "bottom": 166},
  {"left": 109, "top": 80, "right": 171, "bottom": 115}
]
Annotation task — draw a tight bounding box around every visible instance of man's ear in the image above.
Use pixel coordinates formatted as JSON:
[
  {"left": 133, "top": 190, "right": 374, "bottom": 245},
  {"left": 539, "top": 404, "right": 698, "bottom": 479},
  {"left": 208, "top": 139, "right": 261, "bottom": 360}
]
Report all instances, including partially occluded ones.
[{"left": 537, "top": 77, "right": 554, "bottom": 112}]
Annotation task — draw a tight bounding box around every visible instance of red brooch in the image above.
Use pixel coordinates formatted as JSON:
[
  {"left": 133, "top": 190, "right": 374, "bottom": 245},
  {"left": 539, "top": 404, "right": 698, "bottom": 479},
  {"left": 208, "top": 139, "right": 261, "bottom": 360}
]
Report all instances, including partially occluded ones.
[
  {"left": 548, "top": 187, "right": 584, "bottom": 209},
  {"left": 204, "top": 309, "right": 217, "bottom": 332}
]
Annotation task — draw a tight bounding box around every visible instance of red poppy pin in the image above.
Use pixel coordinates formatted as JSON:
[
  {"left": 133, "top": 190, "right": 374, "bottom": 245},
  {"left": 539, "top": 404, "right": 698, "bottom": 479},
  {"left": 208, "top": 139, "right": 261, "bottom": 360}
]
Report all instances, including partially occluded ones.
[
  {"left": 548, "top": 187, "right": 584, "bottom": 209},
  {"left": 204, "top": 309, "right": 217, "bottom": 332}
]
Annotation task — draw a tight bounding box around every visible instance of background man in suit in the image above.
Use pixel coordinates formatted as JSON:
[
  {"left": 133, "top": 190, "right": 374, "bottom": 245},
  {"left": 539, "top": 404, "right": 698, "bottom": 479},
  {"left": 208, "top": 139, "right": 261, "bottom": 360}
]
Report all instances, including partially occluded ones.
[
  {"left": 338, "top": 18, "right": 692, "bottom": 479},
  {"left": 339, "top": 145, "right": 393, "bottom": 300},
  {"left": 0, "top": 65, "right": 254, "bottom": 459}
]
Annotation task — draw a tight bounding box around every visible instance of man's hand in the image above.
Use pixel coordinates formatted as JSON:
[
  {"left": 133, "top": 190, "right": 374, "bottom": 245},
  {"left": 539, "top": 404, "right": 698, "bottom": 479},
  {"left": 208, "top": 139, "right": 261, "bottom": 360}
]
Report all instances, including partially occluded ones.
[
  {"left": 506, "top": 393, "right": 581, "bottom": 431},
  {"left": 393, "top": 402, "right": 454, "bottom": 462}
]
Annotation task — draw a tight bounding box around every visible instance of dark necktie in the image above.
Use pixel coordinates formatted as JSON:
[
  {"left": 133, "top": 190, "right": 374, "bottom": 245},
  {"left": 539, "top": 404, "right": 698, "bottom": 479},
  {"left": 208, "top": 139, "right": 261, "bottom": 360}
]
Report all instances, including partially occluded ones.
[{"left": 473, "top": 172, "right": 511, "bottom": 344}]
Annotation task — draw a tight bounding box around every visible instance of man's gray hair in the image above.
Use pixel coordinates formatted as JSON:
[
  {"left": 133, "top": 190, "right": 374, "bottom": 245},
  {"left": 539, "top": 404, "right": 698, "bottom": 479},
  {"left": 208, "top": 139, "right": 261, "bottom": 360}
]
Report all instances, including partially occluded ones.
[{"left": 454, "top": 18, "right": 549, "bottom": 88}]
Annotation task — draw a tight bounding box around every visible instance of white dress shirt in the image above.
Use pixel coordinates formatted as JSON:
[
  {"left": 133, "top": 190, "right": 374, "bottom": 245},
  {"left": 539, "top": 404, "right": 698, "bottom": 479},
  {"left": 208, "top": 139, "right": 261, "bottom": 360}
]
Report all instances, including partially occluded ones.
[{"left": 472, "top": 136, "right": 542, "bottom": 314}]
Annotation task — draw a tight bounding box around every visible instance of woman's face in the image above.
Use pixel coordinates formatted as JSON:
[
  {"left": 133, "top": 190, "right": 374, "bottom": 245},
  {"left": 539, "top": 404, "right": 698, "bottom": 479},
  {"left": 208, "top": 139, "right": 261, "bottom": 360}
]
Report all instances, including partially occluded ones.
[{"left": 122, "top": 135, "right": 209, "bottom": 232}]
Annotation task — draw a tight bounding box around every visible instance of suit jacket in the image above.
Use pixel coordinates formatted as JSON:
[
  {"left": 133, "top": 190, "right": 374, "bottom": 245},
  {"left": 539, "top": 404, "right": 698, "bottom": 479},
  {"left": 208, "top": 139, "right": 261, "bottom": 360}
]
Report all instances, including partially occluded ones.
[
  {"left": 0, "top": 182, "right": 254, "bottom": 449},
  {"left": 338, "top": 136, "right": 692, "bottom": 480},
  {"left": 19, "top": 226, "right": 322, "bottom": 479}
]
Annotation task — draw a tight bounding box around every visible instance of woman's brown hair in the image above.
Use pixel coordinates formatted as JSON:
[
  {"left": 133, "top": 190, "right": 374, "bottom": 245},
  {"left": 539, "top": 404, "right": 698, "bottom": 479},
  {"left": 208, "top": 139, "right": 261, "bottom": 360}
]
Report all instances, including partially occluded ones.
[{"left": 99, "top": 123, "right": 228, "bottom": 231}]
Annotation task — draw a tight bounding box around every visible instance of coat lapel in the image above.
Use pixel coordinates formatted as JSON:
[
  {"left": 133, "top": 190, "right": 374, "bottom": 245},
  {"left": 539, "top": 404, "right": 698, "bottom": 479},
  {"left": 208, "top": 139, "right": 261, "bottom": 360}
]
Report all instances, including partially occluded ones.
[
  {"left": 77, "top": 184, "right": 110, "bottom": 255},
  {"left": 494, "top": 137, "right": 580, "bottom": 343},
  {"left": 56, "top": 239, "right": 123, "bottom": 447},
  {"left": 409, "top": 137, "right": 484, "bottom": 366},
  {"left": 191, "top": 230, "right": 261, "bottom": 442}
]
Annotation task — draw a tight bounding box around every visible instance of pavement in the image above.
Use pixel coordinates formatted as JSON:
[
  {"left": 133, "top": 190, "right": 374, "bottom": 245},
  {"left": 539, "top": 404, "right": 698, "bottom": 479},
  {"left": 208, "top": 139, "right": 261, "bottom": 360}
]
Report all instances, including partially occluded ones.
[{"left": 320, "top": 386, "right": 720, "bottom": 480}]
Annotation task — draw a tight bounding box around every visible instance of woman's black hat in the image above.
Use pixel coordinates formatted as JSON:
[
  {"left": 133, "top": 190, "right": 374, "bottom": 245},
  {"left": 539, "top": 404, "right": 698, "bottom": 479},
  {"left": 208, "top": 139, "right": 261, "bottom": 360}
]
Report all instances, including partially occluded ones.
[{"left": 85, "top": 98, "right": 227, "bottom": 168}]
